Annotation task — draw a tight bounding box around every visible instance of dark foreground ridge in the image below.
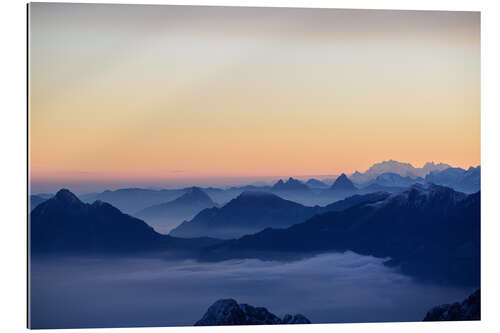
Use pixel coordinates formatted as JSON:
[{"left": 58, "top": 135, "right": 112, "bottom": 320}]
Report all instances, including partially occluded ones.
[
  {"left": 424, "top": 289, "right": 480, "bottom": 321},
  {"left": 200, "top": 184, "right": 480, "bottom": 286},
  {"left": 195, "top": 299, "right": 311, "bottom": 326}
]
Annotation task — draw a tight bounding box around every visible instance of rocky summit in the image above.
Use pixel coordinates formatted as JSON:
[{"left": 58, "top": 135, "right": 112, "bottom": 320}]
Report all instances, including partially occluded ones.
[
  {"left": 194, "top": 299, "right": 311, "bottom": 326},
  {"left": 424, "top": 289, "right": 480, "bottom": 321}
]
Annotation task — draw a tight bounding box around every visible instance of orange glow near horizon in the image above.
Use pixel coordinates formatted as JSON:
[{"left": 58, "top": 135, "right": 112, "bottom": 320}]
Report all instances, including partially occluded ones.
[{"left": 29, "top": 4, "right": 480, "bottom": 188}]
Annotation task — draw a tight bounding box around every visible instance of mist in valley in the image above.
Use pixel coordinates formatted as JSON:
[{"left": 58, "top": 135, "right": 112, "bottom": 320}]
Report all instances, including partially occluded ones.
[{"left": 29, "top": 251, "right": 473, "bottom": 329}]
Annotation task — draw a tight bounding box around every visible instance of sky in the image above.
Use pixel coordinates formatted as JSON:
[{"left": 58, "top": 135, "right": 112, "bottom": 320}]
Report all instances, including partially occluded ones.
[{"left": 29, "top": 3, "right": 480, "bottom": 192}]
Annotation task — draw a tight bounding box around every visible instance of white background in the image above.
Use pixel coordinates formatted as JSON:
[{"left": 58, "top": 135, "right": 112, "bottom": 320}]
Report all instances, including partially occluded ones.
[{"left": 0, "top": 0, "right": 498, "bottom": 332}]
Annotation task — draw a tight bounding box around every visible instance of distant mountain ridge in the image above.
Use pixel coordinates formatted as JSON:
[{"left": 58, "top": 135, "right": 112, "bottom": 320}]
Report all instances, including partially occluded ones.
[
  {"left": 425, "top": 166, "right": 480, "bottom": 193},
  {"left": 350, "top": 160, "right": 451, "bottom": 183},
  {"left": 169, "top": 190, "right": 391, "bottom": 239}
]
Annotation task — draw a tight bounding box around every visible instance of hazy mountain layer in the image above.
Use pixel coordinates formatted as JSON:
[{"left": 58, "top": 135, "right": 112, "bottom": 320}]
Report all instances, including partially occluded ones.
[
  {"left": 135, "top": 187, "right": 217, "bottom": 234},
  {"left": 80, "top": 188, "right": 187, "bottom": 214},
  {"left": 201, "top": 184, "right": 480, "bottom": 286},
  {"left": 169, "top": 191, "right": 390, "bottom": 239},
  {"left": 30, "top": 195, "right": 48, "bottom": 211},
  {"left": 30, "top": 189, "right": 221, "bottom": 254}
]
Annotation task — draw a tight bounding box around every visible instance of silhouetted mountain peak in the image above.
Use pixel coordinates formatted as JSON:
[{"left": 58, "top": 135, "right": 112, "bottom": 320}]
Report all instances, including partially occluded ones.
[
  {"left": 272, "top": 177, "right": 309, "bottom": 191},
  {"left": 54, "top": 189, "right": 83, "bottom": 205},
  {"left": 330, "top": 174, "right": 357, "bottom": 191}
]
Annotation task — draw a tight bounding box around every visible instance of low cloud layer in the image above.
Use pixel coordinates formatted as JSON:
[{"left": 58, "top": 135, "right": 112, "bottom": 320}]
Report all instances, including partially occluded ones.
[{"left": 30, "top": 252, "right": 474, "bottom": 328}]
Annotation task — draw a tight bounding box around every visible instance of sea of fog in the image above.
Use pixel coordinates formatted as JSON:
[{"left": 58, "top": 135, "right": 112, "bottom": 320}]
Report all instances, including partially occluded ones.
[{"left": 29, "top": 251, "right": 474, "bottom": 329}]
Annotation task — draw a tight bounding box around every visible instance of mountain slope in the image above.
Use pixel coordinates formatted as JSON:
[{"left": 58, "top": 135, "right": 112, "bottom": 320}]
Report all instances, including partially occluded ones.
[
  {"left": 169, "top": 191, "right": 318, "bottom": 239},
  {"left": 425, "top": 166, "right": 480, "bottom": 193},
  {"left": 30, "top": 195, "right": 48, "bottom": 211},
  {"left": 369, "top": 172, "right": 423, "bottom": 187},
  {"left": 30, "top": 189, "right": 220, "bottom": 254},
  {"left": 135, "top": 187, "right": 217, "bottom": 233},
  {"left": 321, "top": 192, "right": 390, "bottom": 212},
  {"left": 201, "top": 184, "right": 480, "bottom": 286}
]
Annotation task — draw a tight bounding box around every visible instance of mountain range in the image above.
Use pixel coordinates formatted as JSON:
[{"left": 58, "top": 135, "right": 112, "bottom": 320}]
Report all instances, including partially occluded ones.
[
  {"left": 30, "top": 189, "right": 220, "bottom": 254},
  {"left": 30, "top": 181, "right": 480, "bottom": 287},
  {"left": 40, "top": 161, "right": 478, "bottom": 210},
  {"left": 169, "top": 190, "right": 390, "bottom": 239},
  {"left": 200, "top": 184, "right": 480, "bottom": 286}
]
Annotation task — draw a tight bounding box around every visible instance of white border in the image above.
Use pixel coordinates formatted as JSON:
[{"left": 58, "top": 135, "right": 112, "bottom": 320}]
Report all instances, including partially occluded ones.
[{"left": 1, "top": 0, "right": 499, "bottom": 332}]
